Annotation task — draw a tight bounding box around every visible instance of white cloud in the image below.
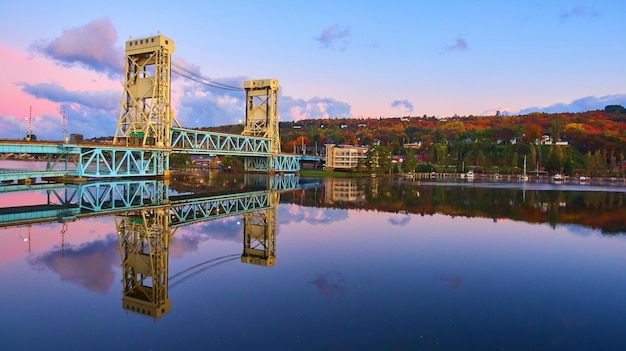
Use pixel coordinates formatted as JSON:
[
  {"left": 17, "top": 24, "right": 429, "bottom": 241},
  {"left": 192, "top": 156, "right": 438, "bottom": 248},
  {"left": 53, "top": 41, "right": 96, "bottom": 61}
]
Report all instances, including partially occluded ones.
[
  {"left": 517, "top": 94, "right": 626, "bottom": 115},
  {"left": 315, "top": 24, "right": 351, "bottom": 51}
]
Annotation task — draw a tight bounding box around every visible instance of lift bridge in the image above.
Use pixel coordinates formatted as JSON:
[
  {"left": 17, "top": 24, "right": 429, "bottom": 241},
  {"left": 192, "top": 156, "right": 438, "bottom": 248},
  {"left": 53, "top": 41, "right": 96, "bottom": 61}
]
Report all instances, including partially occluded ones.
[
  {"left": 0, "top": 34, "right": 301, "bottom": 183},
  {"left": 0, "top": 175, "right": 320, "bottom": 319}
]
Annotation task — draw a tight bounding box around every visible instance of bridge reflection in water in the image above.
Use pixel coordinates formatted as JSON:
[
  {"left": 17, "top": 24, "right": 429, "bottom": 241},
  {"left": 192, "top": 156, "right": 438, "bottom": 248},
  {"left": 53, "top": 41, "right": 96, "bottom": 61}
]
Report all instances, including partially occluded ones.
[{"left": 0, "top": 174, "right": 318, "bottom": 319}]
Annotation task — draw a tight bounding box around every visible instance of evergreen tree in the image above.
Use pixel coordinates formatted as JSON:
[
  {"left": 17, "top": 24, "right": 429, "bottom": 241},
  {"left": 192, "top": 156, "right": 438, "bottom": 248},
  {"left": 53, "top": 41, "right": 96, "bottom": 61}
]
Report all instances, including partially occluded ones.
[{"left": 403, "top": 149, "right": 417, "bottom": 173}]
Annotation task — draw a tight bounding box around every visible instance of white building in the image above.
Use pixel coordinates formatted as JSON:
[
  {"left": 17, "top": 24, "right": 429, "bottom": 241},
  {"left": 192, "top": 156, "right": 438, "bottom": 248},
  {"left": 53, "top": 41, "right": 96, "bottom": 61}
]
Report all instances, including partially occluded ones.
[{"left": 324, "top": 144, "right": 368, "bottom": 171}]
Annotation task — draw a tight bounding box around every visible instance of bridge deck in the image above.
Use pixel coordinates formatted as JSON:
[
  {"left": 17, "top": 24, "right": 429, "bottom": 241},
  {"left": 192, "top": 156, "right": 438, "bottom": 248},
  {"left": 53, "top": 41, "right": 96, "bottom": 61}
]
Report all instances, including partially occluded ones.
[
  {"left": 0, "top": 169, "right": 69, "bottom": 182},
  {"left": 0, "top": 131, "right": 303, "bottom": 180},
  {"left": 0, "top": 141, "right": 82, "bottom": 154}
]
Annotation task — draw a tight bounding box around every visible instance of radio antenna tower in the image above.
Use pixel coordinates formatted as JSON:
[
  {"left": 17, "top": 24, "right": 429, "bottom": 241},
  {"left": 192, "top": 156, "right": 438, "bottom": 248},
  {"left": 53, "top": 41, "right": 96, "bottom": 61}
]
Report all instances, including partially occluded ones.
[
  {"left": 61, "top": 105, "right": 68, "bottom": 143},
  {"left": 26, "top": 106, "right": 33, "bottom": 141}
]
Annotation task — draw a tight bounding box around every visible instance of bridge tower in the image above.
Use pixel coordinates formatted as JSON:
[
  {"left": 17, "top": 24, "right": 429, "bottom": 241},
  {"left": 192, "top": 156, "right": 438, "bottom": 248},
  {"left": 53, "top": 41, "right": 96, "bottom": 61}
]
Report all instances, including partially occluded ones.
[
  {"left": 241, "top": 79, "right": 293, "bottom": 173},
  {"left": 113, "top": 34, "right": 179, "bottom": 174},
  {"left": 241, "top": 192, "right": 278, "bottom": 267},
  {"left": 242, "top": 79, "right": 280, "bottom": 153},
  {"left": 115, "top": 208, "right": 176, "bottom": 319}
]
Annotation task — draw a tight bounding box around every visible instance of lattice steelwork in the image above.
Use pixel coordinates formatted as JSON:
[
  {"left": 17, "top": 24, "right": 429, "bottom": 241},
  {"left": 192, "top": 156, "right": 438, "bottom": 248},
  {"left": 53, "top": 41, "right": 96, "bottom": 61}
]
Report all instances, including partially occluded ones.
[
  {"left": 244, "top": 173, "right": 301, "bottom": 191},
  {"left": 0, "top": 177, "right": 301, "bottom": 318},
  {"left": 170, "top": 127, "right": 271, "bottom": 155},
  {"left": 0, "top": 177, "right": 304, "bottom": 228},
  {"left": 111, "top": 35, "right": 177, "bottom": 177},
  {"left": 114, "top": 35, "right": 178, "bottom": 148},
  {"left": 0, "top": 180, "right": 162, "bottom": 227},
  {"left": 0, "top": 143, "right": 169, "bottom": 179},
  {"left": 116, "top": 208, "right": 175, "bottom": 319},
  {"left": 242, "top": 79, "right": 280, "bottom": 154},
  {"left": 0, "top": 35, "right": 306, "bottom": 178},
  {"left": 241, "top": 192, "right": 278, "bottom": 267},
  {"left": 244, "top": 154, "right": 301, "bottom": 173},
  {"left": 169, "top": 191, "right": 271, "bottom": 228},
  {"left": 77, "top": 146, "right": 166, "bottom": 177},
  {"left": 77, "top": 180, "right": 163, "bottom": 212}
]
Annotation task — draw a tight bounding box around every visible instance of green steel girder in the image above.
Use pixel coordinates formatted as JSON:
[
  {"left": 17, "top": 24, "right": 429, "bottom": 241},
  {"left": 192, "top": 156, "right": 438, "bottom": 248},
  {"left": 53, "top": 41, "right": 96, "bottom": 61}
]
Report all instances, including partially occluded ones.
[
  {"left": 0, "top": 142, "right": 81, "bottom": 155},
  {"left": 0, "top": 177, "right": 301, "bottom": 228},
  {"left": 0, "top": 169, "right": 69, "bottom": 182},
  {"left": 169, "top": 191, "right": 271, "bottom": 228},
  {"left": 243, "top": 174, "right": 300, "bottom": 191},
  {"left": 271, "top": 154, "right": 301, "bottom": 172},
  {"left": 77, "top": 180, "right": 163, "bottom": 212},
  {"left": 76, "top": 147, "right": 164, "bottom": 177},
  {"left": 244, "top": 154, "right": 301, "bottom": 173},
  {"left": 170, "top": 128, "right": 271, "bottom": 155}
]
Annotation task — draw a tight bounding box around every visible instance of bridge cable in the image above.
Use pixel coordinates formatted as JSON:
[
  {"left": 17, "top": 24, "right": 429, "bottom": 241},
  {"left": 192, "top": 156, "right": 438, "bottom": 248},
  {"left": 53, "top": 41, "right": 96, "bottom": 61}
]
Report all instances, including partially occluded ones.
[
  {"left": 172, "top": 69, "right": 243, "bottom": 92},
  {"left": 171, "top": 63, "right": 244, "bottom": 91},
  {"left": 169, "top": 253, "right": 241, "bottom": 290}
]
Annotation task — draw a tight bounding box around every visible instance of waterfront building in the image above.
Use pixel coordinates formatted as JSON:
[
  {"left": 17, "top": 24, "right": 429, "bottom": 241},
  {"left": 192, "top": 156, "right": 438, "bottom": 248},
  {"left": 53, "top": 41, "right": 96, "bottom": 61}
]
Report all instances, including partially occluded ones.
[{"left": 324, "top": 144, "right": 368, "bottom": 171}]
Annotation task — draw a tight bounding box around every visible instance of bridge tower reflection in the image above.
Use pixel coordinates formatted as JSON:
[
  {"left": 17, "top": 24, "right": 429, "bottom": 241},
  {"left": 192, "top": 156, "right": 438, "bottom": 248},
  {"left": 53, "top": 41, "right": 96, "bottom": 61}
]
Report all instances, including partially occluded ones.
[
  {"left": 241, "top": 192, "right": 277, "bottom": 267},
  {"left": 0, "top": 174, "right": 317, "bottom": 319},
  {"left": 114, "top": 189, "right": 281, "bottom": 318},
  {"left": 115, "top": 208, "right": 177, "bottom": 319}
]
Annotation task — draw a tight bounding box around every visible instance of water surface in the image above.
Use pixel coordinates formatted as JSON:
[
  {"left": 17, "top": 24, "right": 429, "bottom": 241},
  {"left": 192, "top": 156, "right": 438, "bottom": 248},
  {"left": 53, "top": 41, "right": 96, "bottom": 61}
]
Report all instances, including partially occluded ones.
[{"left": 1, "top": 174, "right": 625, "bottom": 350}]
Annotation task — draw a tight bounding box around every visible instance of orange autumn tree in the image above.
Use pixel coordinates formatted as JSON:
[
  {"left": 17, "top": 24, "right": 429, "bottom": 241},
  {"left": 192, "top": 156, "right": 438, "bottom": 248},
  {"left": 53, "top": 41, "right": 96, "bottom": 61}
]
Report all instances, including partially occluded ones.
[
  {"left": 292, "top": 135, "right": 311, "bottom": 153},
  {"left": 523, "top": 124, "right": 542, "bottom": 144}
]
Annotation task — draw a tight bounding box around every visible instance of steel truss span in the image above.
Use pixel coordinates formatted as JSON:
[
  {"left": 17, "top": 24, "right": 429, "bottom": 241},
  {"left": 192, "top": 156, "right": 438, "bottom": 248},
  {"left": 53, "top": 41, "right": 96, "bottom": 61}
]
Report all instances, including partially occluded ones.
[
  {"left": 76, "top": 147, "right": 166, "bottom": 178},
  {"left": 170, "top": 128, "right": 271, "bottom": 155},
  {"left": 169, "top": 191, "right": 271, "bottom": 228},
  {"left": 0, "top": 176, "right": 304, "bottom": 228},
  {"left": 0, "top": 34, "right": 302, "bottom": 181}
]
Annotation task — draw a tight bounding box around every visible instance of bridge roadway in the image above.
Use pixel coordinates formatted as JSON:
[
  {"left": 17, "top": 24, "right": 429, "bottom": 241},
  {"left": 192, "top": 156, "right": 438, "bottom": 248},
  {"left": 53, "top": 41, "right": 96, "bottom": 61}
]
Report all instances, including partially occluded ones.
[
  {"left": 0, "top": 175, "right": 318, "bottom": 228},
  {"left": 0, "top": 127, "right": 309, "bottom": 181}
]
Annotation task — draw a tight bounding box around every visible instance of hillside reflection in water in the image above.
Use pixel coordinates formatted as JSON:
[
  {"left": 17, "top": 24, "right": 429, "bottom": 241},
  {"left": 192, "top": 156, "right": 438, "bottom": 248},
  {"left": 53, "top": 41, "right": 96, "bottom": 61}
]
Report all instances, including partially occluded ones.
[{"left": 1, "top": 172, "right": 626, "bottom": 350}]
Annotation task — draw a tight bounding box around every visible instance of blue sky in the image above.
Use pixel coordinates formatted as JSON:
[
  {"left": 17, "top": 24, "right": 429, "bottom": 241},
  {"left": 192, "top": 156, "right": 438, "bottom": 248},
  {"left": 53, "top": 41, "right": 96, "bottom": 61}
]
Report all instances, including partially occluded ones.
[{"left": 1, "top": 0, "right": 625, "bottom": 140}]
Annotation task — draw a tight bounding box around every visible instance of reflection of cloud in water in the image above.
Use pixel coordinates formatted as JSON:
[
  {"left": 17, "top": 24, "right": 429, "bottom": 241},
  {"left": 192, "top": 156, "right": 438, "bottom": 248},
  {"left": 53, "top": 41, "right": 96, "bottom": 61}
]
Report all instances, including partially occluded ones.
[
  {"left": 388, "top": 214, "right": 411, "bottom": 226},
  {"left": 25, "top": 216, "right": 248, "bottom": 293},
  {"left": 169, "top": 233, "right": 204, "bottom": 259},
  {"left": 171, "top": 217, "right": 243, "bottom": 257},
  {"left": 279, "top": 205, "right": 348, "bottom": 225},
  {"left": 435, "top": 274, "right": 462, "bottom": 290},
  {"left": 563, "top": 224, "right": 603, "bottom": 237},
  {"left": 310, "top": 272, "right": 346, "bottom": 298},
  {"left": 28, "top": 234, "right": 119, "bottom": 294}
]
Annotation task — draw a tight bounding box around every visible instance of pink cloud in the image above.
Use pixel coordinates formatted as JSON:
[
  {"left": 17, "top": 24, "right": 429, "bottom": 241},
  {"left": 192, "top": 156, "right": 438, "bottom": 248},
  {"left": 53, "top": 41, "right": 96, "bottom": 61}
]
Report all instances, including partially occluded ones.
[
  {"left": 0, "top": 44, "right": 116, "bottom": 116},
  {"left": 37, "top": 18, "right": 123, "bottom": 75},
  {"left": 0, "top": 42, "right": 121, "bottom": 138}
]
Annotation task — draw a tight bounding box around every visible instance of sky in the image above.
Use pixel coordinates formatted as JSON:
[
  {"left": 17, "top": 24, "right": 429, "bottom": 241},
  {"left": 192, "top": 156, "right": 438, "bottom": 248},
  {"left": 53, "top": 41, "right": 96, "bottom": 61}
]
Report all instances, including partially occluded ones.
[{"left": 1, "top": 0, "right": 625, "bottom": 140}]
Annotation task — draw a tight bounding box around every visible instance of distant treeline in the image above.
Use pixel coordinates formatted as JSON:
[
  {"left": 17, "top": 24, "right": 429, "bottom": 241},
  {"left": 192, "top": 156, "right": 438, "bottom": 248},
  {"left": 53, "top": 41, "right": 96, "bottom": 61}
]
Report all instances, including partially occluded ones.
[
  {"left": 279, "top": 178, "right": 626, "bottom": 234},
  {"left": 206, "top": 105, "right": 626, "bottom": 177}
]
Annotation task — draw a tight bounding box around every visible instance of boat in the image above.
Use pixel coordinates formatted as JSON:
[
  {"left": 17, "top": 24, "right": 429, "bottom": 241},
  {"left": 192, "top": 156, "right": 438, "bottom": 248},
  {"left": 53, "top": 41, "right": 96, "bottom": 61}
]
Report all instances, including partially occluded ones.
[
  {"left": 552, "top": 174, "right": 564, "bottom": 183},
  {"left": 521, "top": 155, "right": 529, "bottom": 182},
  {"left": 579, "top": 176, "right": 587, "bottom": 184},
  {"left": 466, "top": 170, "right": 475, "bottom": 180}
]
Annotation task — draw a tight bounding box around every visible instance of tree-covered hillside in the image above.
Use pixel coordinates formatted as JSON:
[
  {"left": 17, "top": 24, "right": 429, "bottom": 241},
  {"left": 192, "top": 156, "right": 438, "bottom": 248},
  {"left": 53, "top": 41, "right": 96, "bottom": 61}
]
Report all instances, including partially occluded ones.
[{"left": 205, "top": 105, "right": 626, "bottom": 177}]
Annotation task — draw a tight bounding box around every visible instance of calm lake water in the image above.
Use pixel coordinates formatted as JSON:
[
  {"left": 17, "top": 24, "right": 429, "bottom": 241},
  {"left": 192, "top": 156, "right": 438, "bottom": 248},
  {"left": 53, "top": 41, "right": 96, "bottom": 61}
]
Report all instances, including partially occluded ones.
[{"left": 1, "top": 167, "right": 626, "bottom": 350}]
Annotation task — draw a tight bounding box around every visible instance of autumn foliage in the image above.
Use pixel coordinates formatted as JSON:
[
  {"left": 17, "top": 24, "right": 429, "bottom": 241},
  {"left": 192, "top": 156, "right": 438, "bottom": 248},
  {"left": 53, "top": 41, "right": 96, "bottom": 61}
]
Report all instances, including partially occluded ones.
[{"left": 207, "top": 106, "right": 626, "bottom": 176}]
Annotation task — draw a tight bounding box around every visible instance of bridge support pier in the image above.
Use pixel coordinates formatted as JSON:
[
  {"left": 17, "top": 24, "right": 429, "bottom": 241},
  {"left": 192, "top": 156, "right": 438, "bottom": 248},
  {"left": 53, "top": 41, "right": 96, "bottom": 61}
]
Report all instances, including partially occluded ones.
[{"left": 243, "top": 155, "right": 301, "bottom": 174}]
